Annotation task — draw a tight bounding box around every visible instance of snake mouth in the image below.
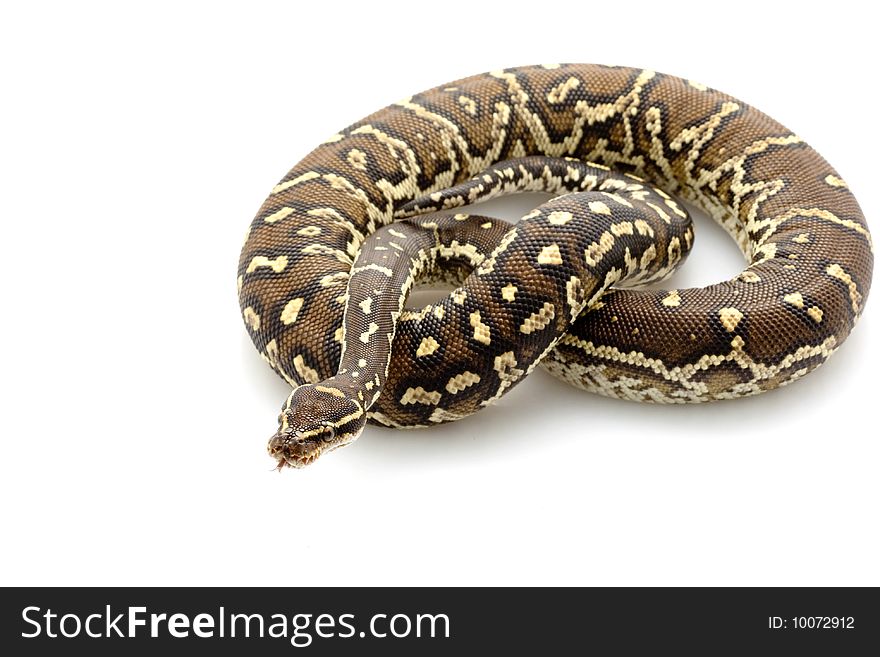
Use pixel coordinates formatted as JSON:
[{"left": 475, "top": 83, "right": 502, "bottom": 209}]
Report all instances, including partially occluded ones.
[
  {"left": 276, "top": 451, "right": 320, "bottom": 469},
  {"left": 268, "top": 433, "right": 325, "bottom": 469}
]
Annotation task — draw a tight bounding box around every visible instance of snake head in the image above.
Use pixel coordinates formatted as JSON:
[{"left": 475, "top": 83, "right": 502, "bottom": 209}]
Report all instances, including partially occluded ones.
[{"left": 268, "top": 383, "right": 366, "bottom": 469}]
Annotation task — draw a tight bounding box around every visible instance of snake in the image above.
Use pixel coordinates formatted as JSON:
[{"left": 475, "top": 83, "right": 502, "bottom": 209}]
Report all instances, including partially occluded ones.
[{"left": 237, "top": 64, "right": 873, "bottom": 469}]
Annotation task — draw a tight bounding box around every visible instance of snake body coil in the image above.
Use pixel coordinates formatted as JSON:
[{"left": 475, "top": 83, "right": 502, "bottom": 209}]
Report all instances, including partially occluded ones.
[{"left": 237, "top": 64, "right": 873, "bottom": 468}]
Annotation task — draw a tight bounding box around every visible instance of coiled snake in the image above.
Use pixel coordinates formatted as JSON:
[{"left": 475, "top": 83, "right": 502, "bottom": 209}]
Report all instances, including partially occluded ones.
[{"left": 237, "top": 64, "right": 873, "bottom": 468}]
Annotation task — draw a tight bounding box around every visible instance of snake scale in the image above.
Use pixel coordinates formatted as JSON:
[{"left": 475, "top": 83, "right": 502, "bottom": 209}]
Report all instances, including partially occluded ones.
[{"left": 237, "top": 64, "right": 873, "bottom": 468}]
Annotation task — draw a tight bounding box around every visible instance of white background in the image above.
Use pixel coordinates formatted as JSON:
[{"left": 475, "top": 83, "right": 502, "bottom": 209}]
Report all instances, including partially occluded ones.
[{"left": 2, "top": 1, "right": 877, "bottom": 586}]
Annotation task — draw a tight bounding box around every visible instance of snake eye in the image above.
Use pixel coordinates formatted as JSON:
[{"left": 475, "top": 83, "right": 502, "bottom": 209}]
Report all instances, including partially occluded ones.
[{"left": 322, "top": 426, "right": 337, "bottom": 442}]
